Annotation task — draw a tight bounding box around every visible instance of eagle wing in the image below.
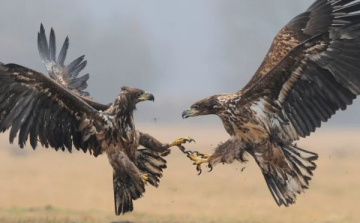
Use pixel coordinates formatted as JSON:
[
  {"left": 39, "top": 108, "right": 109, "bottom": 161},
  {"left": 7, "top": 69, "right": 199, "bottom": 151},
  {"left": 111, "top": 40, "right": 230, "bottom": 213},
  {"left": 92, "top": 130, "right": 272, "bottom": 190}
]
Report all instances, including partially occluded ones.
[
  {"left": 239, "top": 21, "right": 360, "bottom": 142},
  {"left": 0, "top": 63, "right": 106, "bottom": 156},
  {"left": 242, "top": 0, "right": 360, "bottom": 92},
  {"left": 38, "top": 24, "right": 111, "bottom": 111}
]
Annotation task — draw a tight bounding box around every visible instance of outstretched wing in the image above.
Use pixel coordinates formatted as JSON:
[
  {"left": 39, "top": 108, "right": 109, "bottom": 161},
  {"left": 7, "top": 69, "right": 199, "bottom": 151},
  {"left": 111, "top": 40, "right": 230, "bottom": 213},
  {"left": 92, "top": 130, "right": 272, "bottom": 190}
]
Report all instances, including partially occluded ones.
[
  {"left": 38, "top": 24, "right": 89, "bottom": 96},
  {"left": 242, "top": 0, "right": 360, "bottom": 91},
  {"left": 38, "top": 24, "right": 111, "bottom": 111},
  {"left": 240, "top": 21, "right": 360, "bottom": 142},
  {"left": 0, "top": 63, "right": 106, "bottom": 156}
]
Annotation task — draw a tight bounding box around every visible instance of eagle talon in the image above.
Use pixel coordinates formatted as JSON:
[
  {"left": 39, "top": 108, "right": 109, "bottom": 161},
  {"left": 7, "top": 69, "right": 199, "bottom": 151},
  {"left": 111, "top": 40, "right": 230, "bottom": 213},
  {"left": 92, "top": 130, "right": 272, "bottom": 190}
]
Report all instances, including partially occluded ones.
[
  {"left": 186, "top": 150, "right": 211, "bottom": 175},
  {"left": 169, "top": 137, "right": 195, "bottom": 153},
  {"left": 141, "top": 173, "right": 149, "bottom": 184}
]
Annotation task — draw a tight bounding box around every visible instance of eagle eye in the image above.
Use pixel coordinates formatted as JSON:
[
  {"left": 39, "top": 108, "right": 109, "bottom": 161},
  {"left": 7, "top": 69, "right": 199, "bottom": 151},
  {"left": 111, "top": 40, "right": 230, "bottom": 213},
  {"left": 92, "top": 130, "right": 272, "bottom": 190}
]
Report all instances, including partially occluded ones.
[
  {"left": 136, "top": 92, "right": 142, "bottom": 97},
  {"left": 192, "top": 105, "right": 200, "bottom": 110}
]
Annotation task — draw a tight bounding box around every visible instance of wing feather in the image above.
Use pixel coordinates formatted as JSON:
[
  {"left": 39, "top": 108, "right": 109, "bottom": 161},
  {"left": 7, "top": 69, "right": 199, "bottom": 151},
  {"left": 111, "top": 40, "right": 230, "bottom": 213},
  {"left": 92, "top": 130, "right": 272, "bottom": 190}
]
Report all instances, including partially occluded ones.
[
  {"left": 18, "top": 98, "right": 38, "bottom": 148},
  {"left": 57, "top": 36, "right": 69, "bottom": 66},
  {"left": 37, "top": 25, "right": 111, "bottom": 111},
  {"left": 242, "top": 0, "right": 360, "bottom": 92},
  {"left": 0, "top": 63, "right": 105, "bottom": 155},
  {"left": 9, "top": 95, "right": 37, "bottom": 144},
  {"left": 241, "top": 21, "right": 360, "bottom": 142},
  {"left": 49, "top": 28, "right": 56, "bottom": 62}
]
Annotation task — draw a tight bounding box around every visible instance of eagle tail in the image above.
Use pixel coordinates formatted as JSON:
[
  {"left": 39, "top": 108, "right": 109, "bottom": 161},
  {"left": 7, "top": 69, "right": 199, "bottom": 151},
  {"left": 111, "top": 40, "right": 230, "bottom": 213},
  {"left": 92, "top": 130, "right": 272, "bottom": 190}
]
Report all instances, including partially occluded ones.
[
  {"left": 135, "top": 148, "right": 167, "bottom": 187},
  {"left": 113, "top": 171, "right": 144, "bottom": 215},
  {"left": 256, "top": 144, "right": 318, "bottom": 207}
]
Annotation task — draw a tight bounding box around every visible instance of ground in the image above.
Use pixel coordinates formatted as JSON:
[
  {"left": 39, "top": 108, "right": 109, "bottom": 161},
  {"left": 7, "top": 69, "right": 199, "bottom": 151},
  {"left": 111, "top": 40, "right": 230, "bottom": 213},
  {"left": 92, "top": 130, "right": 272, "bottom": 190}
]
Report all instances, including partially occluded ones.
[{"left": 0, "top": 124, "right": 359, "bottom": 223}]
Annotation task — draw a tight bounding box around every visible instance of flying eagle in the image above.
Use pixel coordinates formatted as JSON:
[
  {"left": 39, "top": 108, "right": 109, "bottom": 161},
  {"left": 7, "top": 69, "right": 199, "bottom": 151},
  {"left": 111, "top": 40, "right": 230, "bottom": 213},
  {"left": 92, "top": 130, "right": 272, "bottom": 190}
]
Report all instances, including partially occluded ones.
[
  {"left": 182, "top": 0, "right": 360, "bottom": 206},
  {"left": 0, "top": 24, "right": 193, "bottom": 215}
]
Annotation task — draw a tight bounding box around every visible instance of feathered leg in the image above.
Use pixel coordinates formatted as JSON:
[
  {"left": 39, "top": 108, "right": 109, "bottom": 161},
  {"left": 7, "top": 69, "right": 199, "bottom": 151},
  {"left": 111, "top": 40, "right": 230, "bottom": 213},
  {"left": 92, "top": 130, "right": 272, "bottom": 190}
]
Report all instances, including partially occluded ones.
[
  {"left": 135, "top": 148, "right": 167, "bottom": 187},
  {"left": 107, "top": 151, "right": 145, "bottom": 215},
  {"left": 185, "top": 138, "right": 247, "bottom": 174}
]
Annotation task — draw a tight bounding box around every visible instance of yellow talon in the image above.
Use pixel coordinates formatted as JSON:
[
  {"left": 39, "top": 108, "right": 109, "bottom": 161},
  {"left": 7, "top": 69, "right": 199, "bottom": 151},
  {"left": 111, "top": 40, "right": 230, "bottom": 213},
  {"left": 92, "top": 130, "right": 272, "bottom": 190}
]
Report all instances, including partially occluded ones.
[
  {"left": 186, "top": 151, "right": 213, "bottom": 175},
  {"left": 169, "top": 137, "right": 195, "bottom": 153},
  {"left": 169, "top": 137, "right": 195, "bottom": 147},
  {"left": 141, "top": 173, "right": 149, "bottom": 184}
]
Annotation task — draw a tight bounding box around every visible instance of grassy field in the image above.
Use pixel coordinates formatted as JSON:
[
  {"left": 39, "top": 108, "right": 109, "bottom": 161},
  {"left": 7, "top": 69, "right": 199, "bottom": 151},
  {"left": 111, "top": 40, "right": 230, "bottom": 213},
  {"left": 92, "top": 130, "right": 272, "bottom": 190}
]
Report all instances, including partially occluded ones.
[{"left": 0, "top": 124, "right": 359, "bottom": 223}]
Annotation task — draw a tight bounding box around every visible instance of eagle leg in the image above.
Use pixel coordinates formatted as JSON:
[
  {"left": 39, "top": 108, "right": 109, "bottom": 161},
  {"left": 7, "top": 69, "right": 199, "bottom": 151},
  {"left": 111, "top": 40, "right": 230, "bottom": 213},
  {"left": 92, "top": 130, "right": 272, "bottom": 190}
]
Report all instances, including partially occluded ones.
[
  {"left": 185, "top": 151, "right": 212, "bottom": 175},
  {"left": 168, "top": 137, "right": 195, "bottom": 153}
]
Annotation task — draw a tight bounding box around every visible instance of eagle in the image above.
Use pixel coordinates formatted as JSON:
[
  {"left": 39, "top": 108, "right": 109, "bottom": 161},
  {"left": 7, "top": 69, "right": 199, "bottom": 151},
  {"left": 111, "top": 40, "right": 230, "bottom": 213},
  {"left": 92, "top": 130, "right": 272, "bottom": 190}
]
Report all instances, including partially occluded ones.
[
  {"left": 0, "top": 24, "right": 193, "bottom": 215},
  {"left": 182, "top": 0, "right": 360, "bottom": 206}
]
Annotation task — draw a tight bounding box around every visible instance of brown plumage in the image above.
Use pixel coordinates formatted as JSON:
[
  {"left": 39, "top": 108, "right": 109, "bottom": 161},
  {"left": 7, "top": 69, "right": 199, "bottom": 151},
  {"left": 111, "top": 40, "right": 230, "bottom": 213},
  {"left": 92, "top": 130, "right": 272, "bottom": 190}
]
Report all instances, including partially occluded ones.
[
  {"left": 0, "top": 25, "right": 191, "bottom": 215},
  {"left": 183, "top": 0, "right": 360, "bottom": 206}
]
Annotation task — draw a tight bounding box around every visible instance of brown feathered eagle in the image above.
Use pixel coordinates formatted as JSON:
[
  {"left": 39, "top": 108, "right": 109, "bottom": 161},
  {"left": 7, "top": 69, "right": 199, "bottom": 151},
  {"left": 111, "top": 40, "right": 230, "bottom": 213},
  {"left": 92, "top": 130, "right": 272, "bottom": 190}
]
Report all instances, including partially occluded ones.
[
  {"left": 0, "top": 24, "right": 193, "bottom": 215},
  {"left": 182, "top": 0, "right": 360, "bottom": 206}
]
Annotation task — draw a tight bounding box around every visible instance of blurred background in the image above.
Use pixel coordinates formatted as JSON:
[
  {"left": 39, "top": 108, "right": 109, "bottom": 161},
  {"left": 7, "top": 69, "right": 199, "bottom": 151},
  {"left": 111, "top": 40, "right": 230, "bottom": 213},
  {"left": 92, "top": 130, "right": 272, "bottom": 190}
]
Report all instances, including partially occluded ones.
[
  {"left": 0, "top": 1, "right": 360, "bottom": 223},
  {"left": 1, "top": 0, "right": 360, "bottom": 126}
]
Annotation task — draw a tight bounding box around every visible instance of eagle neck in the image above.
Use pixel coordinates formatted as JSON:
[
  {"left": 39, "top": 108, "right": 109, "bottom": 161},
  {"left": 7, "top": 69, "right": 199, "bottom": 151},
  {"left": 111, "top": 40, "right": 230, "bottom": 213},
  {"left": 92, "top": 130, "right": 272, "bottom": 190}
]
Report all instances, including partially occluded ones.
[
  {"left": 218, "top": 112, "right": 236, "bottom": 136},
  {"left": 113, "top": 94, "right": 136, "bottom": 134}
]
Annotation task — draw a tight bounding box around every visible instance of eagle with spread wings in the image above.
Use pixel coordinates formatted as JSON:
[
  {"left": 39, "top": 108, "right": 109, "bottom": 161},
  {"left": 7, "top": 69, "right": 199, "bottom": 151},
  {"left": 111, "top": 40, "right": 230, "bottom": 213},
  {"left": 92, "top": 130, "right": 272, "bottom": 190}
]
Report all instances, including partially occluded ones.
[
  {"left": 0, "top": 25, "right": 193, "bottom": 215},
  {"left": 182, "top": 0, "right": 360, "bottom": 206}
]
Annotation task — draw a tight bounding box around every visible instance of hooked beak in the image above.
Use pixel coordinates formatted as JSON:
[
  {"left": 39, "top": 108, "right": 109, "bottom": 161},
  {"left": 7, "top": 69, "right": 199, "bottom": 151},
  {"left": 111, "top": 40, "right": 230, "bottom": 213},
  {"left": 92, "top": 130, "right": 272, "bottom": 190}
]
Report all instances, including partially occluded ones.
[
  {"left": 182, "top": 108, "right": 197, "bottom": 119},
  {"left": 138, "top": 92, "right": 155, "bottom": 102}
]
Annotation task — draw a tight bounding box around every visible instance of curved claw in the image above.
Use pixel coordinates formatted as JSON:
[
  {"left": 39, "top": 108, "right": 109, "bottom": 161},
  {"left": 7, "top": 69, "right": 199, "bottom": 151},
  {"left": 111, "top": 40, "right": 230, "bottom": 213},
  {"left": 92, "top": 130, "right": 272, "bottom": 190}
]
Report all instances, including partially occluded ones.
[
  {"left": 197, "top": 165, "right": 202, "bottom": 175},
  {"left": 196, "top": 163, "right": 213, "bottom": 175},
  {"left": 170, "top": 137, "right": 195, "bottom": 147},
  {"left": 185, "top": 150, "right": 213, "bottom": 175},
  {"left": 181, "top": 137, "right": 195, "bottom": 144},
  {"left": 169, "top": 137, "right": 196, "bottom": 154}
]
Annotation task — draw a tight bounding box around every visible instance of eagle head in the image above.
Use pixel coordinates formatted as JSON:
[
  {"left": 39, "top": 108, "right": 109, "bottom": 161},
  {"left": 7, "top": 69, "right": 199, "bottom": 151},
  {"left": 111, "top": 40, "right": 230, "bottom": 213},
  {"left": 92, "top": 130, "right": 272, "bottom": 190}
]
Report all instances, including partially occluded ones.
[
  {"left": 120, "top": 87, "right": 155, "bottom": 104},
  {"left": 114, "top": 87, "right": 154, "bottom": 112},
  {"left": 120, "top": 86, "right": 154, "bottom": 103},
  {"left": 182, "top": 95, "right": 222, "bottom": 118}
]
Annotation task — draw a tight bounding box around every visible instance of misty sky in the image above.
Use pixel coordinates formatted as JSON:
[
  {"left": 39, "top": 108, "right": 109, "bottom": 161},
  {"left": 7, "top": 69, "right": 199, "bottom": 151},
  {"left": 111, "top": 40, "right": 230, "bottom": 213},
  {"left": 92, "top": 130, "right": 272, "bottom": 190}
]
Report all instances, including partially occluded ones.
[{"left": 0, "top": 0, "right": 360, "bottom": 127}]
